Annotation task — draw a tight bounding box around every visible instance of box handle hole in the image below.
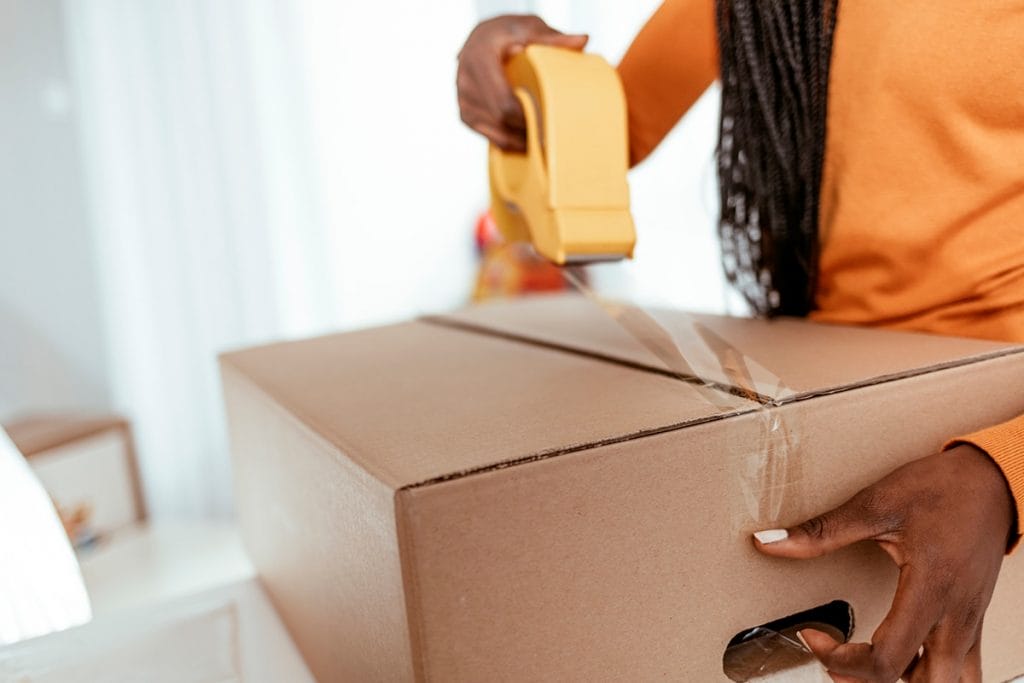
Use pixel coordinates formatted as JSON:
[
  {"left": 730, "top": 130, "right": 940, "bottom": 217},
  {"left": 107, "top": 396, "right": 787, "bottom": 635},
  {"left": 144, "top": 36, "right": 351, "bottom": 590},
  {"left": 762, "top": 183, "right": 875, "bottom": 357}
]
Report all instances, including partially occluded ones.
[{"left": 722, "top": 599, "right": 854, "bottom": 682}]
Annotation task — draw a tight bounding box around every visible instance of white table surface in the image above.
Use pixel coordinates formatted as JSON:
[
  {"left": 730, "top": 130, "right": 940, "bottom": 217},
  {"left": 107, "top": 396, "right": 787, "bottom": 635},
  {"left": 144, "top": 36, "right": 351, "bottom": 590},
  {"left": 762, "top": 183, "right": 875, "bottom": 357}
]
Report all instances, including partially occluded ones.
[{"left": 2, "top": 520, "right": 313, "bottom": 682}]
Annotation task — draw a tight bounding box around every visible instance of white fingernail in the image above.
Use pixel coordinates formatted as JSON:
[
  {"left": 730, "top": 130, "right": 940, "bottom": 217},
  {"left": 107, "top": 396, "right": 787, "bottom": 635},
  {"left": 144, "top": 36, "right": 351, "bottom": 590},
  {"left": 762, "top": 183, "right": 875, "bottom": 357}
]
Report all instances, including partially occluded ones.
[{"left": 754, "top": 529, "right": 789, "bottom": 544}]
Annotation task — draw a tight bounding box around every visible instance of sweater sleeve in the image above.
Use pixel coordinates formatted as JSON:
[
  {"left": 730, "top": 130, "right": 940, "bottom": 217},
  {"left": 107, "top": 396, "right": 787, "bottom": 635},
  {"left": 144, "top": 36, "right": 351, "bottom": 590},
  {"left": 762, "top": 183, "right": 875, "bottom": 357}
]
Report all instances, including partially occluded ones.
[
  {"left": 617, "top": 0, "right": 718, "bottom": 167},
  {"left": 946, "top": 413, "right": 1024, "bottom": 551}
]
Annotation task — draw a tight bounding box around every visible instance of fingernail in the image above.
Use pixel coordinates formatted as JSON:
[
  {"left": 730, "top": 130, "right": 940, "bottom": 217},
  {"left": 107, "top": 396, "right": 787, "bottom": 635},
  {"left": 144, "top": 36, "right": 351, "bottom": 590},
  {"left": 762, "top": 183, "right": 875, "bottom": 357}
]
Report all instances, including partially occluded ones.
[
  {"left": 795, "top": 630, "right": 811, "bottom": 651},
  {"left": 753, "top": 529, "right": 788, "bottom": 544}
]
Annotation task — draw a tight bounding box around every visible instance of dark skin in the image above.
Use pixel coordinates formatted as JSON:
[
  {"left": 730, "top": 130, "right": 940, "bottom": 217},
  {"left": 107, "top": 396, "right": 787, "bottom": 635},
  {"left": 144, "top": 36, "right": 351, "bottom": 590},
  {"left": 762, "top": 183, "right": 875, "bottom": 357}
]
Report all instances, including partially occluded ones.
[
  {"left": 758, "top": 445, "right": 1013, "bottom": 682},
  {"left": 457, "top": 16, "right": 587, "bottom": 152},
  {"left": 457, "top": 15, "right": 1018, "bottom": 683}
]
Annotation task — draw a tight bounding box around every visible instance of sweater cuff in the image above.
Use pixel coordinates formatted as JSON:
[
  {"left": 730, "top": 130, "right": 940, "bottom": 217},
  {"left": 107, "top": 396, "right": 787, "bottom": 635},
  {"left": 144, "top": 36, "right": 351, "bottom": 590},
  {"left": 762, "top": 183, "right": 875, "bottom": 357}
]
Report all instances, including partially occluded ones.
[{"left": 945, "top": 414, "right": 1024, "bottom": 553}]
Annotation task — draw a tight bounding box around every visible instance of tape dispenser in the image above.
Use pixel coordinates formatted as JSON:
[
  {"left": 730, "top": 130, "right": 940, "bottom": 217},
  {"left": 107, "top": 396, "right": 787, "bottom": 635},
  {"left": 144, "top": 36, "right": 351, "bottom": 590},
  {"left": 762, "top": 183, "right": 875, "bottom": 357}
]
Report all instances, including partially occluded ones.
[{"left": 488, "top": 45, "right": 636, "bottom": 264}]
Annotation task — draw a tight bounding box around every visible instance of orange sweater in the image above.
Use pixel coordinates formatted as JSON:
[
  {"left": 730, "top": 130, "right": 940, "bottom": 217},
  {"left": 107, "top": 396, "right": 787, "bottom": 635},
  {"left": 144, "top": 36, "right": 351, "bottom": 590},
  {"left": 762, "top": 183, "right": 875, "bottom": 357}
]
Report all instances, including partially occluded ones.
[{"left": 618, "top": 0, "right": 1024, "bottom": 534}]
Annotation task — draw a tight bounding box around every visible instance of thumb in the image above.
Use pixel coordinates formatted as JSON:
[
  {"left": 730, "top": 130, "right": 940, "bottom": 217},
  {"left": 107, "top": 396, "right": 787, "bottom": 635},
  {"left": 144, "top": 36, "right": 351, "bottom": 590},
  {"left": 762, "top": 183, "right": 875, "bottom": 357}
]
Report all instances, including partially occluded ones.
[
  {"left": 752, "top": 497, "right": 878, "bottom": 560},
  {"left": 530, "top": 32, "right": 589, "bottom": 51}
]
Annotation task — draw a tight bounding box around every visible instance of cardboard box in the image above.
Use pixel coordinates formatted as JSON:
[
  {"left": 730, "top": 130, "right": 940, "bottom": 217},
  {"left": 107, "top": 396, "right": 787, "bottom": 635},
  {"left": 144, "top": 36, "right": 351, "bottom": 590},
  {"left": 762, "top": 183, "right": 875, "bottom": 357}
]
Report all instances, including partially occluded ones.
[
  {"left": 221, "top": 294, "right": 1024, "bottom": 681},
  {"left": 5, "top": 414, "right": 145, "bottom": 546}
]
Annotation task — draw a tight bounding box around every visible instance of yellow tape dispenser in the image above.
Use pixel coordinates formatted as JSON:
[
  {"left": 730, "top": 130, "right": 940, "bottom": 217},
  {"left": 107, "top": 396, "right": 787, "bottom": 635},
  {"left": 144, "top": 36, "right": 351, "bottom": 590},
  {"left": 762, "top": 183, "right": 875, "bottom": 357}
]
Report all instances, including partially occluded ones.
[{"left": 488, "top": 45, "right": 636, "bottom": 264}]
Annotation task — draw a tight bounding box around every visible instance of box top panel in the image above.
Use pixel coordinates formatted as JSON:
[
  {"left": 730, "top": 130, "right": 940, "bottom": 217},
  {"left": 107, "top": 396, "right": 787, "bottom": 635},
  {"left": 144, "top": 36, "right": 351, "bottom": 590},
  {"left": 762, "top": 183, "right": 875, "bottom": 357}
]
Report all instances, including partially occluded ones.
[
  {"left": 221, "top": 320, "right": 752, "bottom": 490},
  {"left": 434, "top": 294, "right": 1021, "bottom": 401}
]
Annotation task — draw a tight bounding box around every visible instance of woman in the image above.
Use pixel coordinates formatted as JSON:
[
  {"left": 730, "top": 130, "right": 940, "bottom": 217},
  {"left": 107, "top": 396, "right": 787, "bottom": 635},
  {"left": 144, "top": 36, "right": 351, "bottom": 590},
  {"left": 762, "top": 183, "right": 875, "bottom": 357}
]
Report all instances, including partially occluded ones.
[{"left": 457, "top": 2, "right": 1023, "bottom": 681}]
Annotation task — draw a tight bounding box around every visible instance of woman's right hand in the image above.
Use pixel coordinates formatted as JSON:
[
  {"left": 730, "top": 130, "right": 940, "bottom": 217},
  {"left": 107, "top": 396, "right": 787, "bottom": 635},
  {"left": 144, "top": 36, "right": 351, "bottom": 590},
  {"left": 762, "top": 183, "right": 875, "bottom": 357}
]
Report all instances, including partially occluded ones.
[{"left": 456, "top": 15, "right": 588, "bottom": 151}]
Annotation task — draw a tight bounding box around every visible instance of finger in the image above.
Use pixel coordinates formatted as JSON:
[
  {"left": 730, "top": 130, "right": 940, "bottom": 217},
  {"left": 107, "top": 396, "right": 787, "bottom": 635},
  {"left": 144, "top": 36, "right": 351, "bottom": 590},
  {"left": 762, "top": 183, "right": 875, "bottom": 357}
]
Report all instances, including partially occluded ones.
[
  {"left": 500, "top": 101, "right": 526, "bottom": 132},
  {"left": 809, "top": 570, "right": 940, "bottom": 681},
  {"left": 473, "top": 121, "right": 524, "bottom": 152},
  {"left": 459, "top": 100, "right": 515, "bottom": 147},
  {"left": 828, "top": 674, "right": 863, "bottom": 683},
  {"left": 473, "top": 63, "right": 526, "bottom": 133},
  {"left": 900, "top": 648, "right": 922, "bottom": 681},
  {"left": 457, "top": 51, "right": 526, "bottom": 133},
  {"left": 801, "top": 629, "right": 873, "bottom": 677},
  {"left": 753, "top": 493, "right": 883, "bottom": 560},
  {"left": 457, "top": 68, "right": 520, "bottom": 133},
  {"left": 460, "top": 102, "right": 523, "bottom": 150},
  {"left": 530, "top": 32, "right": 589, "bottom": 51},
  {"left": 799, "top": 629, "right": 875, "bottom": 682},
  {"left": 910, "top": 618, "right": 976, "bottom": 683},
  {"left": 503, "top": 32, "right": 588, "bottom": 59},
  {"left": 959, "top": 625, "right": 983, "bottom": 683},
  {"left": 871, "top": 568, "right": 945, "bottom": 680}
]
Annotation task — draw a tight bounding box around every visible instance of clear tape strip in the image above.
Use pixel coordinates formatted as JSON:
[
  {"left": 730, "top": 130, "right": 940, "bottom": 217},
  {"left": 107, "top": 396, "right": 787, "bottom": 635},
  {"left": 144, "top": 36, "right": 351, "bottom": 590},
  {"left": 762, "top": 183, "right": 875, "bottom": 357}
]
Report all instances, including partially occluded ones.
[
  {"left": 561, "top": 266, "right": 798, "bottom": 530},
  {"left": 724, "top": 626, "right": 830, "bottom": 682}
]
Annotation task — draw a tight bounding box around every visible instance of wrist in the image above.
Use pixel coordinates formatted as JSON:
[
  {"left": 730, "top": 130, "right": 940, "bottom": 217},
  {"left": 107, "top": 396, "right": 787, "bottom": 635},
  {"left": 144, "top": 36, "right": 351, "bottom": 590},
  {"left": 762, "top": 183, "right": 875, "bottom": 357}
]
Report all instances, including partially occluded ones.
[{"left": 948, "top": 443, "right": 1018, "bottom": 548}]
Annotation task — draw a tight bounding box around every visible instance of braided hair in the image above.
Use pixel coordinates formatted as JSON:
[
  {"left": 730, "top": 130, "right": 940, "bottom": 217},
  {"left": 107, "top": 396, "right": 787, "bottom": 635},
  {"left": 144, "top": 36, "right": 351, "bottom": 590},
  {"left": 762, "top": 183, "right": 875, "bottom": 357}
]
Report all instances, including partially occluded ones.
[{"left": 715, "top": 0, "right": 839, "bottom": 316}]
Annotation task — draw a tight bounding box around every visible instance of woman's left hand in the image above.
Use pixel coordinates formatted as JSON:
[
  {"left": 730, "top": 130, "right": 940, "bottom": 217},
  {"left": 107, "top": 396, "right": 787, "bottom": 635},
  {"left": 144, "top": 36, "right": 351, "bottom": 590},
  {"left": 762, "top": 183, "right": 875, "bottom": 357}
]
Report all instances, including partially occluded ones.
[{"left": 753, "top": 444, "right": 1015, "bottom": 682}]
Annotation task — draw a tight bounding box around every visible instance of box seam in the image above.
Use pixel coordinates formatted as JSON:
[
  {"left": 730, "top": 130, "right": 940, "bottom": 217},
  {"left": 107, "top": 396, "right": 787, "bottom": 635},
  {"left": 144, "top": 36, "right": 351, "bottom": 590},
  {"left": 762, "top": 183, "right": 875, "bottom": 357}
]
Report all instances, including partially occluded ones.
[
  {"left": 401, "top": 349, "right": 1024, "bottom": 489},
  {"left": 401, "top": 408, "right": 755, "bottom": 490},
  {"left": 421, "top": 315, "right": 1024, "bottom": 406},
  {"left": 422, "top": 315, "right": 774, "bottom": 403}
]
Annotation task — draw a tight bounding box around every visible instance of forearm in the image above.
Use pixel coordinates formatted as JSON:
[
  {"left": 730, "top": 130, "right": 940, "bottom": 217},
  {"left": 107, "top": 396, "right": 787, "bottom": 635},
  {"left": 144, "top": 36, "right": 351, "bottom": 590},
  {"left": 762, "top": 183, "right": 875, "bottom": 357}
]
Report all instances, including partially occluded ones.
[{"left": 617, "top": 0, "right": 718, "bottom": 167}]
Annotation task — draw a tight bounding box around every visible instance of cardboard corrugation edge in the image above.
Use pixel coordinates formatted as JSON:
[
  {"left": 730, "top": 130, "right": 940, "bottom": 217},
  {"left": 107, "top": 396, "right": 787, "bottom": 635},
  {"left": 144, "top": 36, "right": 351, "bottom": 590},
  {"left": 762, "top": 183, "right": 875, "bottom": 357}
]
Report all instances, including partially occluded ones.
[{"left": 402, "top": 407, "right": 755, "bottom": 489}]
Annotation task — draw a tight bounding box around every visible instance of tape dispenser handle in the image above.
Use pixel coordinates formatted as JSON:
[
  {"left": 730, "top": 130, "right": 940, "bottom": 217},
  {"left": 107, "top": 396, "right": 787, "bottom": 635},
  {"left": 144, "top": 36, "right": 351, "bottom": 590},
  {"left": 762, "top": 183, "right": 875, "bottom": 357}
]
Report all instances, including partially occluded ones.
[{"left": 488, "top": 87, "right": 547, "bottom": 200}]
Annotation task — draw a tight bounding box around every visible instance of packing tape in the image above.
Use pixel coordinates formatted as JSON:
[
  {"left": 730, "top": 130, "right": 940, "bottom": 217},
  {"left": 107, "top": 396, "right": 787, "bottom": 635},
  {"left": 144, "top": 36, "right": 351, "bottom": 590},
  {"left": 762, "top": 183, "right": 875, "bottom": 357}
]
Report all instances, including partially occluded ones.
[
  {"left": 724, "top": 626, "right": 829, "bottom": 682},
  {"left": 560, "top": 267, "right": 800, "bottom": 533}
]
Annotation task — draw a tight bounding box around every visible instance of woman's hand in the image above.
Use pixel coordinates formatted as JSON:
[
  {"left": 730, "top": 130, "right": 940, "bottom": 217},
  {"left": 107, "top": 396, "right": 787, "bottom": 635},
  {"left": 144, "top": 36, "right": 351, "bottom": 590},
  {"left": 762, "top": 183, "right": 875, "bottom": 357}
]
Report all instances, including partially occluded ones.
[
  {"left": 456, "top": 15, "right": 587, "bottom": 151},
  {"left": 754, "top": 445, "right": 1015, "bottom": 682}
]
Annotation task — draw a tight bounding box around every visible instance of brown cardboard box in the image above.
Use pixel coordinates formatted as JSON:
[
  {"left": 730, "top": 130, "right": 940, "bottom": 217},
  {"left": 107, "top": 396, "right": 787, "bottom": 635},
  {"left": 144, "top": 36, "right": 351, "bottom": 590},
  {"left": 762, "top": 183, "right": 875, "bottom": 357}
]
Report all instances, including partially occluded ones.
[
  {"left": 5, "top": 414, "right": 145, "bottom": 546},
  {"left": 221, "top": 294, "right": 1024, "bottom": 682}
]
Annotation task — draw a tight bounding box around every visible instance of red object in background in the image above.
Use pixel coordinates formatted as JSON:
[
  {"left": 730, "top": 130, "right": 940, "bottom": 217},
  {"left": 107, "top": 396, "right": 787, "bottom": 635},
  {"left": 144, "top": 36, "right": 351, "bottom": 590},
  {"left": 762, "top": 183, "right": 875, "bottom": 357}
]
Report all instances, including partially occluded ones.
[
  {"left": 472, "top": 209, "right": 573, "bottom": 302},
  {"left": 475, "top": 210, "right": 503, "bottom": 253}
]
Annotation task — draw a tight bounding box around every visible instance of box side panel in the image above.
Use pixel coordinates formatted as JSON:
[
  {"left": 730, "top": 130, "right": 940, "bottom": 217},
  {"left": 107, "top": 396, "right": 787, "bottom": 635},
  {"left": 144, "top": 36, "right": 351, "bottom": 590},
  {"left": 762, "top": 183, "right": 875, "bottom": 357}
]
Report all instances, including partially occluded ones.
[
  {"left": 223, "top": 366, "right": 414, "bottom": 682},
  {"left": 399, "top": 355, "right": 1024, "bottom": 681}
]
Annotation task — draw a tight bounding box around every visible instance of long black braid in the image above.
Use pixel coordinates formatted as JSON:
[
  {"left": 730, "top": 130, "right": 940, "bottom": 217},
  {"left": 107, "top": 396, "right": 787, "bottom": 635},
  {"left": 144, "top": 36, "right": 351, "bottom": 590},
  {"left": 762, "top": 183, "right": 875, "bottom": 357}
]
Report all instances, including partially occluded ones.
[{"left": 715, "top": 0, "right": 839, "bottom": 316}]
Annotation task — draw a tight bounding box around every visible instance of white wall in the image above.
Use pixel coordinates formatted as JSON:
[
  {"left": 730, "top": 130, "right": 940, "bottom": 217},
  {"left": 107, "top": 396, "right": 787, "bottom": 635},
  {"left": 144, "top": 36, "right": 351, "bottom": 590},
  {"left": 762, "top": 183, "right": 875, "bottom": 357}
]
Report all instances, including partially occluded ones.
[
  {"left": 0, "top": 0, "right": 110, "bottom": 420},
  {"left": 3, "top": 0, "right": 730, "bottom": 516}
]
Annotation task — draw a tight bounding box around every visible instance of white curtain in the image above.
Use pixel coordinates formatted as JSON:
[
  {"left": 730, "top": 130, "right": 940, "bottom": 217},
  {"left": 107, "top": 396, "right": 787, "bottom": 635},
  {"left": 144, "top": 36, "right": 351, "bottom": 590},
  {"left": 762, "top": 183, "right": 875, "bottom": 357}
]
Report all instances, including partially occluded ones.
[{"left": 63, "top": 0, "right": 725, "bottom": 518}]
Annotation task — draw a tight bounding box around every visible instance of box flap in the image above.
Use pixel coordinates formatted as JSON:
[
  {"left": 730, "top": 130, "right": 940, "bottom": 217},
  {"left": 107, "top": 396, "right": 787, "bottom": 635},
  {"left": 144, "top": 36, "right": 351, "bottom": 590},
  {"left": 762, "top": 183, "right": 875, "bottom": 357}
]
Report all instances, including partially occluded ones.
[
  {"left": 430, "top": 294, "right": 1022, "bottom": 400},
  {"left": 220, "top": 321, "right": 753, "bottom": 490}
]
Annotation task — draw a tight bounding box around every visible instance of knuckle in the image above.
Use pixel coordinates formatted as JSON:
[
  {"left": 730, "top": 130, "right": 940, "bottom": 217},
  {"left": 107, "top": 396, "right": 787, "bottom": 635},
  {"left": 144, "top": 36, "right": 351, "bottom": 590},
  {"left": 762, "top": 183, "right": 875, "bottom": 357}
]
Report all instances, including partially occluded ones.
[{"left": 798, "top": 515, "right": 829, "bottom": 541}]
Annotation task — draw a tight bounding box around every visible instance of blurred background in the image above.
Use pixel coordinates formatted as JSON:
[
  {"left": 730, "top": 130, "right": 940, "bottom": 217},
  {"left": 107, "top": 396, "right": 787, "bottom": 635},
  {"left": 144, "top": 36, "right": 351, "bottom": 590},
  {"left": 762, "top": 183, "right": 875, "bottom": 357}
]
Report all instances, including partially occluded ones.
[{"left": 0, "top": 0, "right": 728, "bottom": 524}]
